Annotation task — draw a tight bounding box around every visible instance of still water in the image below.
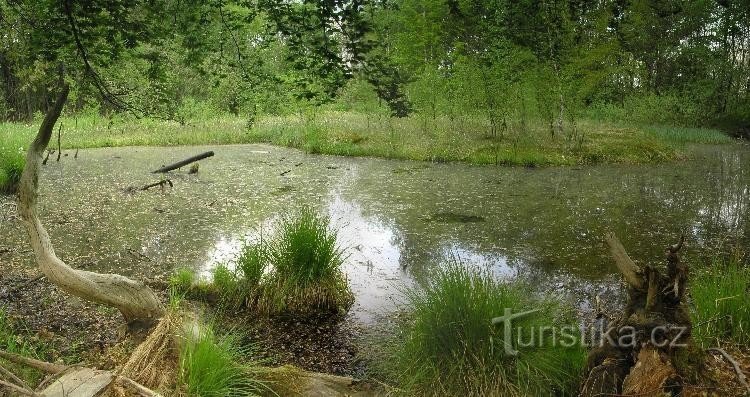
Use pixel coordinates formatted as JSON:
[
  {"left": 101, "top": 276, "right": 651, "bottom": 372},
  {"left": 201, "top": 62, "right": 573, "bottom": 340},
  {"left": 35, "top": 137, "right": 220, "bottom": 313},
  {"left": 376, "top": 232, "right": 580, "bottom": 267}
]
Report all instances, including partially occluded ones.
[{"left": 1, "top": 144, "right": 748, "bottom": 322}]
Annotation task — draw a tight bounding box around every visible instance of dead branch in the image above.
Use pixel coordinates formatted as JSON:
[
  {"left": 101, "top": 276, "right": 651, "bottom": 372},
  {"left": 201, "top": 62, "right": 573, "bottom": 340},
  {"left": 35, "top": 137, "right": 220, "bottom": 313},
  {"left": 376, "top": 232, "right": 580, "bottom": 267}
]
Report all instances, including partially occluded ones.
[
  {"left": 0, "top": 362, "right": 30, "bottom": 390},
  {"left": 0, "top": 350, "right": 67, "bottom": 374},
  {"left": 0, "top": 379, "right": 39, "bottom": 396},
  {"left": 605, "top": 233, "right": 644, "bottom": 289},
  {"left": 708, "top": 348, "right": 750, "bottom": 396},
  {"left": 42, "top": 150, "right": 54, "bottom": 165},
  {"left": 152, "top": 151, "right": 214, "bottom": 173},
  {"left": 140, "top": 179, "right": 173, "bottom": 191},
  {"left": 56, "top": 123, "right": 62, "bottom": 162},
  {"left": 116, "top": 376, "right": 163, "bottom": 397}
]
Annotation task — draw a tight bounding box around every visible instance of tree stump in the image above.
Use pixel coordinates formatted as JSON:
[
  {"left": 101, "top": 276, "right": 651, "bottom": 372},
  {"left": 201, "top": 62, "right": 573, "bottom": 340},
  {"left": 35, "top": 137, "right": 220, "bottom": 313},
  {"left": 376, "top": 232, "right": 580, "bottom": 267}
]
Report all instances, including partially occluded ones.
[{"left": 581, "top": 234, "right": 695, "bottom": 397}]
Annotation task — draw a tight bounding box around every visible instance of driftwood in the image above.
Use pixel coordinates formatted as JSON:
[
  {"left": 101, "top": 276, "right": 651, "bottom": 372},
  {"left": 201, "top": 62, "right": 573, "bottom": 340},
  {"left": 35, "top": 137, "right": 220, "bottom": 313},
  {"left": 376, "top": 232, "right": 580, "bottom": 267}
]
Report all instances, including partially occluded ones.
[
  {"left": 140, "top": 179, "right": 173, "bottom": 192},
  {"left": 580, "top": 233, "right": 693, "bottom": 397},
  {"left": 0, "top": 349, "right": 161, "bottom": 397},
  {"left": 152, "top": 151, "right": 214, "bottom": 173}
]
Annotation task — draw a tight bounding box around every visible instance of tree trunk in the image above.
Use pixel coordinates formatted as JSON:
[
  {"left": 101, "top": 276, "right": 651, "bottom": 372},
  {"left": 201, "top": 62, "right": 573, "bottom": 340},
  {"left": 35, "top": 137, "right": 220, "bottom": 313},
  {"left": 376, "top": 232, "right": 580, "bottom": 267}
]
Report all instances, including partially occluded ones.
[{"left": 17, "top": 83, "right": 164, "bottom": 329}]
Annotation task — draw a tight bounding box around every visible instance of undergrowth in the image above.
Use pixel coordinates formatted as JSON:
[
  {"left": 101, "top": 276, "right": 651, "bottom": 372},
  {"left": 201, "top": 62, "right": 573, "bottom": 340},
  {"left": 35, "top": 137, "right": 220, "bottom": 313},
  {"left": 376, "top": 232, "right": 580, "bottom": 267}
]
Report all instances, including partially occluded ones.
[{"left": 691, "top": 256, "right": 750, "bottom": 347}]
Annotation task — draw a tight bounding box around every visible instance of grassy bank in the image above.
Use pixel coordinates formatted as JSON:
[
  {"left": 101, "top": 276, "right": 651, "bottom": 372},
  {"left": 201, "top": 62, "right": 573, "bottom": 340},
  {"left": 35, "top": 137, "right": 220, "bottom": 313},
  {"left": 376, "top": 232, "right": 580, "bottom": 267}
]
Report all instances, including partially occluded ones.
[
  {"left": 691, "top": 256, "right": 750, "bottom": 347},
  {"left": 374, "top": 263, "right": 586, "bottom": 396},
  {"left": 0, "top": 111, "right": 735, "bottom": 192}
]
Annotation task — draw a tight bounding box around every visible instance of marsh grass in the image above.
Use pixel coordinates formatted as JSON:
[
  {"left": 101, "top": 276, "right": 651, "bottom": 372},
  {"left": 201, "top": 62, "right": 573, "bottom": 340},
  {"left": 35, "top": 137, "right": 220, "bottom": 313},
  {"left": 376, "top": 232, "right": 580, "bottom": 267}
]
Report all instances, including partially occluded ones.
[
  {"left": 377, "top": 263, "right": 585, "bottom": 396},
  {"left": 0, "top": 111, "right": 732, "bottom": 183},
  {"left": 691, "top": 257, "right": 750, "bottom": 346},
  {"left": 646, "top": 126, "right": 733, "bottom": 145},
  {"left": 179, "top": 324, "right": 269, "bottom": 397},
  {"left": 171, "top": 207, "right": 352, "bottom": 315},
  {"left": 0, "top": 309, "right": 46, "bottom": 386},
  {"left": 259, "top": 207, "right": 352, "bottom": 315},
  {"left": 0, "top": 131, "right": 26, "bottom": 193}
]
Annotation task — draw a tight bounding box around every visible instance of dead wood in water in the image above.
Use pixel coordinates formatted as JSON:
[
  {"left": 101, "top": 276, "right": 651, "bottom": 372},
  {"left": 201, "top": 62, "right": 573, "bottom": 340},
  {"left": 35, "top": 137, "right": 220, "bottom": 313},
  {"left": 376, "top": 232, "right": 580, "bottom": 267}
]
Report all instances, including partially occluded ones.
[
  {"left": 581, "top": 233, "right": 694, "bottom": 397},
  {"left": 152, "top": 151, "right": 214, "bottom": 173},
  {"left": 141, "top": 179, "right": 173, "bottom": 191},
  {"left": 56, "top": 123, "right": 62, "bottom": 162}
]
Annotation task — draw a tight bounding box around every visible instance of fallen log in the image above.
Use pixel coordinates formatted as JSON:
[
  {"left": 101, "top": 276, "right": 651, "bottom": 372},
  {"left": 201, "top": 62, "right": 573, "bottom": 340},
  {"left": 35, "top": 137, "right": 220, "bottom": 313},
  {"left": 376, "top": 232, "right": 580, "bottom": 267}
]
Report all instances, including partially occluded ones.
[{"left": 152, "top": 151, "right": 214, "bottom": 173}]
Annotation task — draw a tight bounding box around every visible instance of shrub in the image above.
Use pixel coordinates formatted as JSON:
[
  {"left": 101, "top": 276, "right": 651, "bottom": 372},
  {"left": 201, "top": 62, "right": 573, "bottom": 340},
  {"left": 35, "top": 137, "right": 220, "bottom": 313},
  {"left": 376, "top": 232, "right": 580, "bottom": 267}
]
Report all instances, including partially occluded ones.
[
  {"left": 691, "top": 257, "right": 750, "bottom": 346},
  {"left": 179, "top": 324, "right": 269, "bottom": 397},
  {"left": 377, "top": 263, "right": 585, "bottom": 396}
]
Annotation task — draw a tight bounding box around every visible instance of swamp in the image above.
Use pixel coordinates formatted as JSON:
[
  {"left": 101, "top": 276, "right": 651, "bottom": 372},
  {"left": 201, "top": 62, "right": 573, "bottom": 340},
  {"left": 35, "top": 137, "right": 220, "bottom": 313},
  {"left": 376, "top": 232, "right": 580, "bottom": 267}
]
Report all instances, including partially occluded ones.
[{"left": 1, "top": 1, "right": 750, "bottom": 396}]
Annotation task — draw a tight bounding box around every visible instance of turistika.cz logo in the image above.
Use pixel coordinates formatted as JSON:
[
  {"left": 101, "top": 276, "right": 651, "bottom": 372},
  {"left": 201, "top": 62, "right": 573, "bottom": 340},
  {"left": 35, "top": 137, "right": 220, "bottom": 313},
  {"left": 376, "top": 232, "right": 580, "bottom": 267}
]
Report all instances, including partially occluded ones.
[{"left": 491, "top": 308, "right": 688, "bottom": 356}]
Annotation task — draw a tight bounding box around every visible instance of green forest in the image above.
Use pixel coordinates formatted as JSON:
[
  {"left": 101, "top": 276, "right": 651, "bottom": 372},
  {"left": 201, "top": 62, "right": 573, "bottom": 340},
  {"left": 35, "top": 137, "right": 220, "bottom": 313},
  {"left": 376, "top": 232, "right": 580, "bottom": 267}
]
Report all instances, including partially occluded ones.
[
  {"left": 1, "top": 1, "right": 749, "bottom": 396},
  {"left": 1, "top": 0, "right": 748, "bottom": 183}
]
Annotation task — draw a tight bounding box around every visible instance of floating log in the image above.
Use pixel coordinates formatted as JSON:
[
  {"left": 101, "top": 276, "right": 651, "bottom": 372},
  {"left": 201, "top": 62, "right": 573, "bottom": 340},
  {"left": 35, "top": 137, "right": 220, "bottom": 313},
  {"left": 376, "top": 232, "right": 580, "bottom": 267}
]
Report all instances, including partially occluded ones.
[{"left": 152, "top": 151, "right": 214, "bottom": 173}]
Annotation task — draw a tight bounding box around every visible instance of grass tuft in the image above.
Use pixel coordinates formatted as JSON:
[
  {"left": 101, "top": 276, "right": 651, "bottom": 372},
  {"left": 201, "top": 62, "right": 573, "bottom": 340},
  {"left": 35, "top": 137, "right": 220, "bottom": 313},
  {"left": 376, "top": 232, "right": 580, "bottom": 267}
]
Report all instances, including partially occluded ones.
[
  {"left": 0, "top": 309, "right": 45, "bottom": 386},
  {"left": 259, "top": 207, "right": 352, "bottom": 315},
  {"left": 691, "top": 257, "right": 750, "bottom": 346},
  {"left": 646, "top": 126, "right": 733, "bottom": 145},
  {"left": 179, "top": 323, "right": 269, "bottom": 397},
  {"left": 376, "top": 263, "right": 585, "bottom": 396}
]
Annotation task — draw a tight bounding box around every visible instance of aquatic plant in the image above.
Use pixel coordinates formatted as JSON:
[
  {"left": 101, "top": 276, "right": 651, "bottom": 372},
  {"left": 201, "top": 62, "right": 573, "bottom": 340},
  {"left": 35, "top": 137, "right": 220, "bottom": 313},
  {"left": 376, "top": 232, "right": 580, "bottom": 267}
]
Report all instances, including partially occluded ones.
[
  {"left": 691, "top": 257, "right": 750, "bottom": 346},
  {"left": 377, "top": 263, "right": 585, "bottom": 396},
  {"left": 179, "top": 324, "right": 269, "bottom": 397},
  {"left": 260, "top": 207, "right": 353, "bottom": 315}
]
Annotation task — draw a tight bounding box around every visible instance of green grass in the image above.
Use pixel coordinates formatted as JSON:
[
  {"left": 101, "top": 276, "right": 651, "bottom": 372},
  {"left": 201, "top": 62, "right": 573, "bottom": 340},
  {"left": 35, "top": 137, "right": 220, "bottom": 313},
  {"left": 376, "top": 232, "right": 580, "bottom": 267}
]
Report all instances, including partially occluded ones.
[
  {"left": 377, "top": 263, "right": 586, "bottom": 396},
  {"left": 170, "top": 207, "right": 352, "bottom": 315},
  {"left": 169, "top": 268, "right": 196, "bottom": 295},
  {"left": 691, "top": 257, "right": 750, "bottom": 346},
  {"left": 0, "top": 309, "right": 47, "bottom": 386},
  {"left": 179, "top": 323, "right": 269, "bottom": 397},
  {"left": 259, "top": 207, "right": 352, "bottom": 315},
  {"left": 646, "top": 126, "right": 734, "bottom": 145},
  {"left": 0, "top": 110, "right": 735, "bottom": 188},
  {"left": 0, "top": 131, "right": 26, "bottom": 193}
]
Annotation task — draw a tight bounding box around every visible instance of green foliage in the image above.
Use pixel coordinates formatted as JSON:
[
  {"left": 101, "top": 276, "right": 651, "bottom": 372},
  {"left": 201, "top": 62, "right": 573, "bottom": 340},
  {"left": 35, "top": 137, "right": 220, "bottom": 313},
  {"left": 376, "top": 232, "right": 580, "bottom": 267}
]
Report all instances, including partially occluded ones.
[
  {"left": 691, "top": 258, "right": 750, "bottom": 346},
  {"left": 237, "top": 240, "right": 268, "bottom": 289},
  {"left": 377, "top": 263, "right": 585, "bottom": 395},
  {"left": 179, "top": 324, "right": 269, "bottom": 397},
  {"left": 0, "top": 130, "right": 27, "bottom": 194}
]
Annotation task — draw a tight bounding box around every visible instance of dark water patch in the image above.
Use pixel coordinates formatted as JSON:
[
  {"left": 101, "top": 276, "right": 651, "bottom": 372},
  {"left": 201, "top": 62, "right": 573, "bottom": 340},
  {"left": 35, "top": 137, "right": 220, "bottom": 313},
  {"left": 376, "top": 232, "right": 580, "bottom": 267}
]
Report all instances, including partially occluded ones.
[{"left": 426, "top": 211, "right": 485, "bottom": 223}]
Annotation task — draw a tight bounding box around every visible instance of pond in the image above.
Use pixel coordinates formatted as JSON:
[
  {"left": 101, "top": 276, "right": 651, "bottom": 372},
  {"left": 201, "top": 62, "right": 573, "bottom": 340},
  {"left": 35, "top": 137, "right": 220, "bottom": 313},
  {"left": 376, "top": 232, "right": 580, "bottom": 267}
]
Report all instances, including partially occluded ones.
[{"left": 1, "top": 143, "right": 748, "bottom": 323}]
